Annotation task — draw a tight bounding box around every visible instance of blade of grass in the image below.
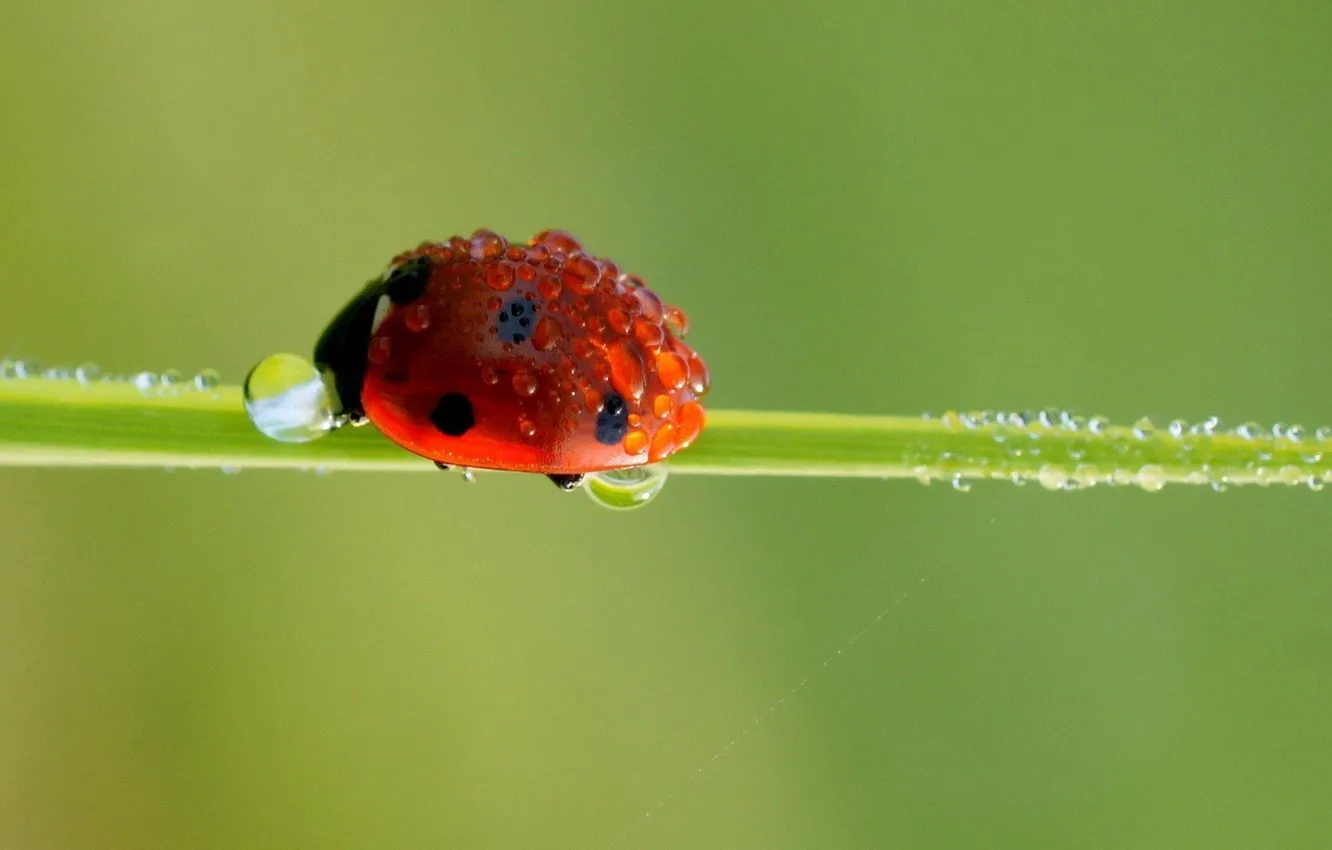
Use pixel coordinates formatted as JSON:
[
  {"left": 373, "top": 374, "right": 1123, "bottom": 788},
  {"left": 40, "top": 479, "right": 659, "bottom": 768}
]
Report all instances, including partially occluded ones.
[{"left": 1, "top": 373, "right": 1328, "bottom": 488}]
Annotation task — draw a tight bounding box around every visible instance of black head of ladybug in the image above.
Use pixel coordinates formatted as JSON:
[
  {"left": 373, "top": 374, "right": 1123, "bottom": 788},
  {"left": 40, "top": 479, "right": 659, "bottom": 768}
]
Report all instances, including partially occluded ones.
[{"left": 313, "top": 257, "right": 431, "bottom": 426}]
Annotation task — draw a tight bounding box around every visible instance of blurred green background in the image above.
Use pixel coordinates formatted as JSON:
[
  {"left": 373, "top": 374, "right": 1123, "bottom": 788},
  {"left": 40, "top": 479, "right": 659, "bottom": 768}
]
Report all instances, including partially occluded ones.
[{"left": 3, "top": 1, "right": 1331, "bottom": 847}]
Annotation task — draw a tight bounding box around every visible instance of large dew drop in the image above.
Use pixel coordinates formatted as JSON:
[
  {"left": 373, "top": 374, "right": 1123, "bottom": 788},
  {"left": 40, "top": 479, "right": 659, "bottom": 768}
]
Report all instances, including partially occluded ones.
[
  {"left": 243, "top": 353, "right": 335, "bottom": 443},
  {"left": 584, "top": 465, "right": 669, "bottom": 510}
]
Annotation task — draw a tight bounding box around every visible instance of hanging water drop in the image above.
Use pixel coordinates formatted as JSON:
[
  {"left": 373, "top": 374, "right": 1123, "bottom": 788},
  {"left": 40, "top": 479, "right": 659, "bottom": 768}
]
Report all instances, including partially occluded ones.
[
  {"left": 243, "top": 353, "right": 336, "bottom": 443},
  {"left": 1038, "top": 464, "right": 1068, "bottom": 491},
  {"left": 951, "top": 473, "right": 971, "bottom": 492},
  {"left": 585, "top": 465, "right": 669, "bottom": 510},
  {"left": 1137, "top": 465, "right": 1167, "bottom": 492}
]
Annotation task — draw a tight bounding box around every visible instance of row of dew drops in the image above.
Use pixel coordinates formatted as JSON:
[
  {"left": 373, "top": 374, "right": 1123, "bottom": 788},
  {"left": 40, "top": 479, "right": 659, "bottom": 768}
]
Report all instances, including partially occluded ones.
[
  {"left": 0, "top": 356, "right": 662, "bottom": 509},
  {"left": 8, "top": 356, "right": 1332, "bottom": 502},
  {"left": 915, "top": 408, "right": 1332, "bottom": 493},
  {"left": 0, "top": 357, "right": 222, "bottom": 397}
]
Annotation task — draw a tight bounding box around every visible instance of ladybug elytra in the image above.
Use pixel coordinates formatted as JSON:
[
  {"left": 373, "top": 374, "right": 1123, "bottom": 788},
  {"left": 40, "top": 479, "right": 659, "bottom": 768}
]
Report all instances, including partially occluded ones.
[{"left": 311, "top": 229, "right": 709, "bottom": 490}]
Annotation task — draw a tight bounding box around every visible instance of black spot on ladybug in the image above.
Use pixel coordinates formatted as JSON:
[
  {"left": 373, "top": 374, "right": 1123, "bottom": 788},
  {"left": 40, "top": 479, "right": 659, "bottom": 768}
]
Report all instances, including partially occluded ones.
[
  {"left": 595, "top": 392, "right": 629, "bottom": 445},
  {"left": 497, "top": 298, "right": 533, "bottom": 345},
  {"left": 385, "top": 257, "right": 431, "bottom": 305},
  {"left": 430, "top": 393, "right": 475, "bottom": 437}
]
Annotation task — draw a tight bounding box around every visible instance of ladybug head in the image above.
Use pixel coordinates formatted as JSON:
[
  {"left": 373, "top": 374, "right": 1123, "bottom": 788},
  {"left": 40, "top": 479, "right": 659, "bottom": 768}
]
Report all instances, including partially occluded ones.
[
  {"left": 313, "top": 258, "right": 432, "bottom": 426},
  {"left": 312, "top": 277, "right": 387, "bottom": 426}
]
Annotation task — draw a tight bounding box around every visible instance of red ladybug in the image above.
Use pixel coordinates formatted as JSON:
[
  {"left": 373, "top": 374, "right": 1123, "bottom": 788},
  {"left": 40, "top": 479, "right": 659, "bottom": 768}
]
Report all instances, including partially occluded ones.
[{"left": 313, "top": 229, "right": 709, "bottom": 489}]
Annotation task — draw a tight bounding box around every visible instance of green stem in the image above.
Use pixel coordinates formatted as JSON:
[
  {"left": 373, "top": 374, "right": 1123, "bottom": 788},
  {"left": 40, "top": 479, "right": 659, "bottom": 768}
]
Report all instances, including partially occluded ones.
[{"left": 1, "top": 372, "right": 1327, "bottom": 490}]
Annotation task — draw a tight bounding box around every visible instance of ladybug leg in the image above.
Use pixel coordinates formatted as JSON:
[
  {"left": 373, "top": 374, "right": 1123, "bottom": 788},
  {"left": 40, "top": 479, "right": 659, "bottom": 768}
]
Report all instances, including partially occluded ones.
[
  {"left": 434, "top": 461, "right": 451, "bottom": 471},
  {"left": 547, "top": 474, "right": 585, "bottom": 491}
]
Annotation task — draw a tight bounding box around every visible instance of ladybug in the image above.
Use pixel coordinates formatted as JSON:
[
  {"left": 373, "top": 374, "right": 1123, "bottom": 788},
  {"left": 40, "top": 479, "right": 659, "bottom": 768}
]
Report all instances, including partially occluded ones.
[{"left": 313, "top": 229, "right": 709, "bottom": 490}]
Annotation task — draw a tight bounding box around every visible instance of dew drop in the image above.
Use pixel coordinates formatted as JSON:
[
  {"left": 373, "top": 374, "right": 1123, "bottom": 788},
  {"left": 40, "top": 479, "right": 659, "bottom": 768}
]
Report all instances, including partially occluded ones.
[
  {"left": 1278, "top": 465, "right": 1305, "bottom": 486},
  {"left": 1168, "top": 419, "right": 1187, "bottom": 439},
  {"left": 1074, "top": 464, "right": 1101, "bottom": 486},
  {"left": 663, "top": 305, "right": 690, "bottom": 337},
  {"left": 75, "top": 363, "right": 102, "bottom": 385},
  {"left": 951, "top": 474, "right": 972, "bottom": 492},
  {"left": 160, "top": 369, "right": 184, "bottom": 394},
  {"left": 461, "top": 467, "right": 476, "bottom": 484},
  {"left": 512, "top": 371, "right": 539, "bottom": 397},
  {"left": 1237, "top": 421, "right": 1265, "bottom": 440},
  {"left": 1137, "top": 465, "right": 1167, "bottom": 492},
  {"left": 585, "top": 465, "right": 669, "bottom": 511},
  {"left": 243, "top": 353, "right": 336, "bottom": 443},
  {"left": 193, "top": 368, "right": 220, "bottom": 392},
  {"left": 133, "top": 371, "right": 158, "bottom": 393},
  {"left": 1038, "top": 465, "right": 1068, "bottom": 491},
  {"left": 1132, "top": 418, "right": 1156, "bottom": 440}
]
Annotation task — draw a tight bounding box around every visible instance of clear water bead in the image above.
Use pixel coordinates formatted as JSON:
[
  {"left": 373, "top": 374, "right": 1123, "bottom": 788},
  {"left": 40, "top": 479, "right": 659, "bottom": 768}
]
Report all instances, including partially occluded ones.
[
  {"left": 243, "top": 353, "right": 335, "bottom": 443},
  {"left": 193, "top": 369, "right": 221, "bottom": 392},
  {"left": 585, "top": 465, "right": 669, "bottom": 510}
]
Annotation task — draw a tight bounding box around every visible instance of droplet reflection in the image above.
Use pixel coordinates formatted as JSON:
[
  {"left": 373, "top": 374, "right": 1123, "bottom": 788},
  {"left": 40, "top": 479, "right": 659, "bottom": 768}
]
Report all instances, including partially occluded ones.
[
  {"left": 585, "top": 465, "right": 669, "bottom": 510},
  {"left": 243, "top": 352, "right": 335, "bottom": 443}
]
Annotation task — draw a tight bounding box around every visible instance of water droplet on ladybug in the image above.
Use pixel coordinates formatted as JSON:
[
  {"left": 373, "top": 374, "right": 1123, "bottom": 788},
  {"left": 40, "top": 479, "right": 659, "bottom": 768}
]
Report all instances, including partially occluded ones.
[
  {"left": 607, "top": 307, "right": 632, "bottom": 335},
  {"left": 404, "top": 303, "right": 432, "bottom": 332},
  {"left": 664, "top": 305, "right": 690, "bottom": 337},
  {"left": 486, "top": 263, "right": 516, "bottom": 291},
  {"left": 512, "top": 370, "right": 539, "bottom": 397},
  {"left": 584, "top": 465, "right": 669, "bottom": 511},
  {"left": 624, "top": 428, "right": 649, "bottom": 455},
  {"left": 655, "top": 351, "right": 688, "bottom": 391},
  {"left": 533, "top": 317, "right": 562, "bottom": 351},
  {"left": 243, "top": 352, "right": 335, "bottom": 443}
]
